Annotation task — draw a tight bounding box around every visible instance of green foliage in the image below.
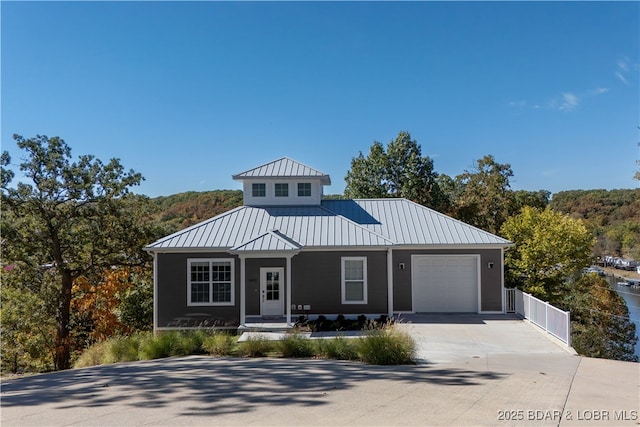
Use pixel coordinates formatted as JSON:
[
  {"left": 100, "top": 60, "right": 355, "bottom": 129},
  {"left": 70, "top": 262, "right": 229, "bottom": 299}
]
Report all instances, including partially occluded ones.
[
  {"left": 501, "top": 207, "right": 594, "bottom": 301},
  {"left": 202, "top": 331, "right": 237, "bottom": 356},
  {"left": 276, "top": 333, "right": 315, "bottom": 358},
  {"left": 138, "top": 330, "right": 206, "bottom": 359},
  {"left": 0, "top": 279, "right": 57, "bottom": 374},
  {"left": 71, "top": 328, "right": 420, "bottom": 368},
  {"left": 239, "top": 336, "right": 274, "bottom": 357},
  {"left": 315, "top": 336, "right": 358, "bottom": 360},
  {"left": 355, "top": 325, "right": 416, "bottom": 365},
  {"left": 441, "top": 155, "right": 514, "bottom": 234},
  {"left": 559, "top": 275, "right": 637, "bottom": 362},
  {"left": 344, "top": 131, "right": 446, "bottom": 210},
  {"left": 118, "top": 276, "right": 154, "bottom": 332},
  {"left": 104, "top": 335, "right": 145, "bottom": 364},
  {"left": 73, "top": 340, "right": 113, "bottom": 368},
  {"left": 550, "top": 189, "right": 640, "bottom": 260},
  {"left": 509, "top": 190, "right": 551, "bottom": 215},
  {"left": 151, "top": 190, "right": 243, "bottom": 233},
  {"left": 1, "top": 134, "right": 158, "bottom": 370}
]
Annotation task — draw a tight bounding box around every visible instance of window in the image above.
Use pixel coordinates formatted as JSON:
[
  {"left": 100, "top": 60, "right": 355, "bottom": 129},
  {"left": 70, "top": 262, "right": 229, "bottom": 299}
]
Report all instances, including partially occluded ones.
[
  {"left": 298, "top": 183, "right": 311, "bottom": 197},
  {"left": 187, "top": 259, "right": 234, "bottom": 306},
  {"left": 275, "top": 183, "right": 289, "bottom": 197},
  {"left": 341, "top": 257, "right": 367, "bottom": 304},
  {"left": 252, "top": 183, "right": 266, "bottom": 197}
]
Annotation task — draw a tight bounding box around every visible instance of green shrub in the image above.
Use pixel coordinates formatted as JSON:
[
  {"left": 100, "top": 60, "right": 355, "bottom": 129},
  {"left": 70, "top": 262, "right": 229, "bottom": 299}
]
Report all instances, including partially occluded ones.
[
  {"left": 138, "top": 331, "right": 202, "bottom": 359},
  {"left": 73, "top": 340, "right": 111, "bottom": 368},
  {"left": 277, "top": 333, "right": 314, "bottom": 358},
  {"left": 356, "top": 325, "right": 416, "bottom": 365},
  {"left": 239, "top": 335, "right": 273, "bottom": 357},
  {"left": 316, "top": 336, "right": 358, "bottom": 360},
  {"left": 203, "top": 332, "right": 237, "bottom": 356},
  {"left": 104, "top": 334, "right": 145, "bottom": 364}
]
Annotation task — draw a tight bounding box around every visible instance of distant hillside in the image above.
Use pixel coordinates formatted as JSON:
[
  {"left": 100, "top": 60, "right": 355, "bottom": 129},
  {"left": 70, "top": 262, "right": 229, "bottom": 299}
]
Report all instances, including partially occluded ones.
[
  {"left": 151, "top": 190, "right": 243, "bottom": 234},
  {"left": 550, "top": 189, "right": 640, "bottom": 260}
]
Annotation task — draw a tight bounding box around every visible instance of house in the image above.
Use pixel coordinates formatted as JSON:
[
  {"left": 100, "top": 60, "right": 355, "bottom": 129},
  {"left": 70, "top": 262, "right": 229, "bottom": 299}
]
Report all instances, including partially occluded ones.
[{"left": 144, "top": 157, "right": 513, "bottom": 331}]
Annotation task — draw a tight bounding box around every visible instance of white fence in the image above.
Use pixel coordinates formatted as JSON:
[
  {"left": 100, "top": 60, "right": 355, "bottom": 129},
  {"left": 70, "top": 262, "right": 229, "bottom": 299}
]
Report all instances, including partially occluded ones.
[{"left": 505, "top": 288, "right": 572, "bottom": 347}]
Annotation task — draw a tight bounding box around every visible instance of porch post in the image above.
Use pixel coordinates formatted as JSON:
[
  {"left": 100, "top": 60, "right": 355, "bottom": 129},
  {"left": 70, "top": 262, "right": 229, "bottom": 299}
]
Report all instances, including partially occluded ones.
[
  {"left": 152, "top": 252, "right": 158, "bottom": 335},
  {"left": 286, "top": 255, "right": 292, "bottom": 325},
  {"left": 240, "top": 255, "right": 246, "bottom": 326},
  {"left": 387, "top": 248, "right": 394, "bottom": 318},
  {"left": 501, "top": 247, "right": 505, "bottom": 313}
]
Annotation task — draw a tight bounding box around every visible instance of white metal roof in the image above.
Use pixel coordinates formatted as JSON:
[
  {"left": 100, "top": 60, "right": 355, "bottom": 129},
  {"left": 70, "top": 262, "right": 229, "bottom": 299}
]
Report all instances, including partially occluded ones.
[
  {"left": 145, "top": 204, "right": 394, "bottom": 251},
  {"left": 229, "top": 230, "right": 302, "bottom": 253},
  {"left": 145, "top": 198, "right": 512, "bottom": 252},
  {"left": 232, "top": 157, "right": 331, "bottom": 185},
  {"left": 322, "top": 199, "right": 513, "bottom": 246}
]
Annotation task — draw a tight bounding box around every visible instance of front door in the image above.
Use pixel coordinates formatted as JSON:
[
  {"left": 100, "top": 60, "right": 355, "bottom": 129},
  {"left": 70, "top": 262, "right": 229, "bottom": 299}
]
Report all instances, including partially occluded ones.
[{"left": 260, "top": 267, "right": 284, "bottom": 317}]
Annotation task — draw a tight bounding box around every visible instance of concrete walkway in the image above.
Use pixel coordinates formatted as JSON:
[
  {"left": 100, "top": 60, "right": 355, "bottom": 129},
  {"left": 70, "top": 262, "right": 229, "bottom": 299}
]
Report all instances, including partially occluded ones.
[{"left": 2, "top": 316, "right": 638, "bottom": 426}]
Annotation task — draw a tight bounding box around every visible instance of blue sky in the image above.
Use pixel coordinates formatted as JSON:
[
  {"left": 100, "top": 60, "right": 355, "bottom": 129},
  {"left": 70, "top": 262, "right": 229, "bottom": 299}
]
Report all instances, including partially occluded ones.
[{"left": 2, "top": 1, "right": 639, "bottom": 197}]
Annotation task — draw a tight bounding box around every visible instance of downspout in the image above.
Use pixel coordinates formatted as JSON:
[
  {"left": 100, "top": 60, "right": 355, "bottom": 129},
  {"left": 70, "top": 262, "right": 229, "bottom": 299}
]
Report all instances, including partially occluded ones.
[{"left": 387, "top": 247, "right": 394, "bottom": 318}]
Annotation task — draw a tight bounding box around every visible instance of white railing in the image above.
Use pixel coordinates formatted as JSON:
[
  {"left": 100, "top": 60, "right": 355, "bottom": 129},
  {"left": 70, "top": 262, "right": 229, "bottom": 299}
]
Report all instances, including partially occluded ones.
[{"left": 505, "top": 288, "right": 572, "bottom": 347}]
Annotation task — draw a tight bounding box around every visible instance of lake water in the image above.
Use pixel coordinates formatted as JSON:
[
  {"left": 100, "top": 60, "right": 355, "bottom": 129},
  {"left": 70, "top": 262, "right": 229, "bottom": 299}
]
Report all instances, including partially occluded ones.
[{"left": 608, "top": 276, "right": 640, "bottom": 360}]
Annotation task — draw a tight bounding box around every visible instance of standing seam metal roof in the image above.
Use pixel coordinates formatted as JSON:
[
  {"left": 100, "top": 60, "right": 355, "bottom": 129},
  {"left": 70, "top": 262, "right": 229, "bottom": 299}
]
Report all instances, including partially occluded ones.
[
  {"left": 144, "top": 198, "right": 512, "bottom": 251},
  {"left": 232, "top": 157, "right": 331, "bottom": 184},
  {"left": 145, "top": 204, "right": 395, "bottom": 250}
]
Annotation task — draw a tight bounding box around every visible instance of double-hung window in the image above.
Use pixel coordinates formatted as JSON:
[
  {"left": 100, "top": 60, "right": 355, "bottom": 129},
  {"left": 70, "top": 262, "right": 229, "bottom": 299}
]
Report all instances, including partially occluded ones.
[
  {"left": 341, "top": 257, "right": 367, "bottom": 304},
  {"left": 275, "top": 183, "right": 289, "bottom": 197},
  {"left": 188, "top": 259, "right": 234, "bottom": 306}
]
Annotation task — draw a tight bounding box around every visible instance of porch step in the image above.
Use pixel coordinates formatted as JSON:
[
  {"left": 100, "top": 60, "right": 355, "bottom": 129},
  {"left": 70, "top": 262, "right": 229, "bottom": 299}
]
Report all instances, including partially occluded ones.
[{"left": 237, "top": 322, "right": 293, "bottom": 333}]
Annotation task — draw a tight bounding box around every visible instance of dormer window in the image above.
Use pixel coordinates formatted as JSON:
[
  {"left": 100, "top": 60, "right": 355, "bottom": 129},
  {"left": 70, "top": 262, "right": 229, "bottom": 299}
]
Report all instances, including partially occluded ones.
[
  {"left": 233, "top": 158, "right": 330, "bottom": 206},
  {"left": 252, "top": 183, "right": 266, "bottom": 197},
  {"left": 275, "top": 183, "right": 289, "bottom": 197},
  {"left": 298, "top": 183, "right": 311, "bottom": 197}
]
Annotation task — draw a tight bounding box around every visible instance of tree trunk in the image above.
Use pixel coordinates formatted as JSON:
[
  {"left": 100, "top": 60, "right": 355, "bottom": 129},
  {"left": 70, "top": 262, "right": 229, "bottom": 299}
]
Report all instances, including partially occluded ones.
[{"left": 54, "top": 269, "right": 73, "bottom": 370}]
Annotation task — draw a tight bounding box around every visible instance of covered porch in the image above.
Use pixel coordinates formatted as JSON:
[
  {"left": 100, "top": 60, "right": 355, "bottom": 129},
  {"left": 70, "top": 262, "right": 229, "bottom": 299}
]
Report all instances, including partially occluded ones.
[{"left": 228, "top": 229, "right": 302, "bottom": 327}]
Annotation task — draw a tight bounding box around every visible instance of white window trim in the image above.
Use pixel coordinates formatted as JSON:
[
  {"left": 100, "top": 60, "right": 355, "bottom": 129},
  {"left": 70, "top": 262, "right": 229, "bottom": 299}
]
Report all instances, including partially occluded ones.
[
  {"left": 187, "top": 258, "right": 235, "bottom": 307},
  {"left": 341, "top": 256, "right": 367, "bottom": 304}
]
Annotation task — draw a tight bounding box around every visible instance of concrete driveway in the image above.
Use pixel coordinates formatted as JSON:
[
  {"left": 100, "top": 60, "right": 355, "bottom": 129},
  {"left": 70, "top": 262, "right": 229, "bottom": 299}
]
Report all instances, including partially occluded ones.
[
  {"left": 2, "top": 315, "right": 638, "bottom": 426},
  {"left": 396, "top": 313, "right": 574, "bottom": 364}
]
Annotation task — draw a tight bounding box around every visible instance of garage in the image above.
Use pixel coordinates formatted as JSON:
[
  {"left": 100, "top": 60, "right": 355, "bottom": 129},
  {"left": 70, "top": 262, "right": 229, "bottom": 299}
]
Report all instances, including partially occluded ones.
[{"left": 412, "top": 255, "right": 479, "bottom": 313}]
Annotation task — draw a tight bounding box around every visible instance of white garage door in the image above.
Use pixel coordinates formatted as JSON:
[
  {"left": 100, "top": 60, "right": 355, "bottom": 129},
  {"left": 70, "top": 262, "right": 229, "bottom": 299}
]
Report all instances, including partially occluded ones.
[{"left": 412, "top": 255, "right": 479, "bottom": 313}]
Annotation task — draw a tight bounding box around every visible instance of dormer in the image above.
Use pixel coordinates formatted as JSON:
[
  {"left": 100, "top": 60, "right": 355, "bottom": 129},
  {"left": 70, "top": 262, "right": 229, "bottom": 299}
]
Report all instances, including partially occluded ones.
[{"left": 232, "top": 157, "right": 331, "bottom": 206}]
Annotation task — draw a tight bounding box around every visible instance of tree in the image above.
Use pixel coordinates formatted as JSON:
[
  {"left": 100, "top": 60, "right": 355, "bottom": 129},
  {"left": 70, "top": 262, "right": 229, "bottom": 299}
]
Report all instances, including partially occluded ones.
[
  {"left": 442, "top": 155, "right": 514, "bottom": 235},
  {"left": 0, "top": 266, "right": 58, "bottom": 373},
  {"left": 508, "top": 189, "right": 550, "bottom": 215},
  {"left": 344, "top": 131, "right": 446, "bottom": 210},
  {"left": 500, "top": 206, "right": 595, "bottom": 301},
  {"left": 1, "top": 134, "right": 156, "bottom": 370},
  {"left": 560, "top": 274, "right": 637, "bottom": 362}
]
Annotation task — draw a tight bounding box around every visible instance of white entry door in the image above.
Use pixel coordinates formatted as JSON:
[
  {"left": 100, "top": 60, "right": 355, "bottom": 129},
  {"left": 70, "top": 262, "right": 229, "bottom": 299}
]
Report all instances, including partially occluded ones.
[{"left": 260, "top": 267, "right": 284, "bottom": 317}]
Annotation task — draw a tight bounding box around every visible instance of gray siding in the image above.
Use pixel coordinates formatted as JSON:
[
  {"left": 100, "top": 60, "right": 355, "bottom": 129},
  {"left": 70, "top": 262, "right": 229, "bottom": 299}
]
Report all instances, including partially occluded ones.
[
  {"left": 156, "top": 247, "right": 503, "bottom": 327},
  {"left": 156, "top": 252, "right": 240, "bottom": 327},
  {"left": 291, "top": 251, "right": 388, "bottom": 315},
  {"left": 392, "top": 249, "right": 503, "bottom": 312}
]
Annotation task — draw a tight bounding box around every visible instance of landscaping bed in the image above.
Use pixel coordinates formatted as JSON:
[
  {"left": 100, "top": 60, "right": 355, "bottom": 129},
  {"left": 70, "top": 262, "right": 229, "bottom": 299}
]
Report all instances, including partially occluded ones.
[{"left": 73, "top": 320, "right": 416, "bottom": 369}]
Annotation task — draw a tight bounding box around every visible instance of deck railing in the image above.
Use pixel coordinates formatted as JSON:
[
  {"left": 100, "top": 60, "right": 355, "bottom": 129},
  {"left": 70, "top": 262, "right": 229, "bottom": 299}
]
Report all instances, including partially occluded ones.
[{"left": 505, "top": 288, "right": 572, "bottom": 347}]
